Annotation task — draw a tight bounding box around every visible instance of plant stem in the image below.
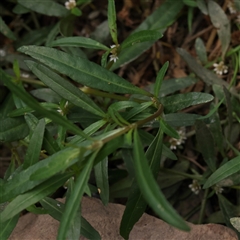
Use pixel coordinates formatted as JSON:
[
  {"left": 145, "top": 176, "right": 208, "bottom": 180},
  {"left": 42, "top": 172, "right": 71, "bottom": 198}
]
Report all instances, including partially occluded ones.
[{"left": 198, "top": 188, "right": 209, "bottom": 224}]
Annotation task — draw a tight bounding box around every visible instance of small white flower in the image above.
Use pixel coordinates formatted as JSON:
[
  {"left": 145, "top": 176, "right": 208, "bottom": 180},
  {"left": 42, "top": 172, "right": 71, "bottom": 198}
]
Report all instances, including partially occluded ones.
[
  {"left": 110, "top": 45, "right": 116, "bottom": 49},
  {"left": 213, "top": 61, "right": 228, "bottom": 75},
  {"left": 109, "top": 54, "right": 118, "bottom": 63},
  {"left": 21, "top": 73, "right": 29, "bottom": 78},
  {"left": 0, "top": 49, "right": 6, "bottom": 57},
  {"left": 169, "top": 127, "right": 187, "bottom": 150},
  {"left": 227, "top": 1, "right": 237, "bottom": 14},
  {"left": 65, "top": 0, "right": 76, "bottom": 10},
  {"left": 214, "top": 184, "right": 224, "bottom": 194},
  {"left": 189, "top": 180, "right": 201, "bottom": 195}
]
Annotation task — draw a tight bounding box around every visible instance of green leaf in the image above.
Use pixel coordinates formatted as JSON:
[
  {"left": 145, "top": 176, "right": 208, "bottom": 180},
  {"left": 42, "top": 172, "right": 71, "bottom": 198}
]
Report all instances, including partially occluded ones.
[
  {"left": 30, "top": 147, "right": 83, "bottom": 180},
  {"left": 111, "top": 0, "right": 184, "bottom": 70},
  {"left": 208, "top": 0, "right": 230, "bottom": 58},
  {"left": 195, "top": 38, "right": 208, "bottom": 64},
  {"left": 162, "top": 144, "right": 177, "bottom": 160},
  {"left": 1, "top": 147, "right": 79, "bottom": 203},
  {"left": 165, "top": 113, "right": 201, "bottom": 127},
  {"left": 81, "top": 216, "right": 101, "bottom": 240},
  {"left": 51, "top": 36, "right": 110, "bottom": 51},
  {"left": 15, "top": 25, "right": 54, "bottom": 49},
  {"left": 108, "top": 0, "right": 118, "bottom": 44},
  {"left": 65, "top": 179, "right": 81, "bottom": 240},
  {"left": 94, "top": 157, "right": 109, "bottom": 205},
  {"left": 0, "top": 69, "right": 89, "bottom": 138},
  {"left": 196, "top": 0, "right": 208, "bottom": 14},
  {"left": 25, "top": 61, "right": 105, "bottom": 117},
  {"left": 158, "top": 77, "right": 198, "bottom": 97},
  {"left": 121, "top": 30, "right": 163, "bottom": 50},
  {"left": 154, "top": 61, "right": 169, "bottom": 97},
  {"left": 13, "top": 3, "right": 30, "bottom": 14},
  {"left": 0, "top": 117, "right": 29, "bottom": 142},
  {"left": 230, "top": 217, "right": 240, "bottom": 232},
  {"left": 24, "top": 113, "right": 61, "bottom": 155},
  {"left": 23, "top": 118, "right": 45, "bottom": 169},
  {"left": 18, "top": 46, "right": 150, "bottom": 96},
  {"left": 0, "top": 17, "right": 16, "bottom": 40},
  {"left": 132, "top": 130, "right": 190, "bottom": 231},
  {"left": 0, "top": 173, "right": 71, "bottom": 222},
  {"left": 17, "top": 0, "right": 68, "bottom": 17},
  {"left": 57, "top": 151, "right": 98, "bottom": 240},
  {"left": 0, "top": 214, "right": 19, "bottom": 240},
  {"left": 208, "top": 104, "right": 224, "bottom": 155},
  {"left": 121, "top": 128, "right": 165, "bottom": 239},
  {"left": 59, "top": 15, "right": 76, "bottom": 37},
  {"left": 183, "top": 0, "right": 197, "bottom": 7},
  {"left": 125, "top": 102, "right": 153, "bottom": 121},
  {"left": 160, "top": 119, "right": 179, "bottom": 139},
  {"left": 71, "top": 7, "right": 82, "bottom": 16},
  {"left": 195, "top": 120, "right": 216, "bottom": 172},
  {"left": 45, "top": 22, "right": 60, "bottom": 47},
  {"left": 160, "top": 92, "right": 214, "bottom": 113},
  {"left": 203, "top": 155, "right": 240, "bottom": 188},
  {"left": 0, "top": 93, "right": 15, "bottom": 119}
]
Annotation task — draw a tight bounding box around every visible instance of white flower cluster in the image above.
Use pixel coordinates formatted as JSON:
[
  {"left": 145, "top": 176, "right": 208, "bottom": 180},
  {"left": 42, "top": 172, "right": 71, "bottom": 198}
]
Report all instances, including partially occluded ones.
[
  {"left": 189, "top": 179, "right": 201, "bottom": 195},
  {"left": 169, "top": 127, "right": 187, "bottom": 150},
  {"left": 213, "top": 61, "right": 228, "bottom": 75},
  {"left": 227, "top": 0, "right": 240, "bottom": 24},
  {"left": 109, "top": 44, "right": 119, "bottom": 63},
  {"left": 57, "top": 101, "right": 69, "bottom": 115},
  {"left": 214, "top": 184, "right": 224, "bottom": 194},
  {"left": 65, "top": 0, "right": 76, "bottom": 10},
  {"left": 0, "top": 49, "right": 6, "bottom": 58},
  {"left": 228, "top": 1, "right": 237, "bottom": 14}
]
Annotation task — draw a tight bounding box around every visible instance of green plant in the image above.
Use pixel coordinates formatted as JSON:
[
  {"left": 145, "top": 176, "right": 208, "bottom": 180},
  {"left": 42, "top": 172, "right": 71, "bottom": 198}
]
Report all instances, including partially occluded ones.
[{"left": 0, "top": 0, "right": 240, "bottom": 239}]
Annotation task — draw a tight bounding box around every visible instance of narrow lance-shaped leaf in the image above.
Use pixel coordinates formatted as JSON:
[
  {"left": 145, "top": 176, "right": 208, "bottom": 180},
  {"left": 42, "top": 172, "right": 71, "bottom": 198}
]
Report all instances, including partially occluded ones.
[
  {"left": 94, "top": 157, "right": 109, "bottom": 205},
  {"left": 18, "top": 0, "right": 68, "bottom": 17},
  {"left": 108, "top": 0, "right": 118, "bottom": 44},
  {"left": 121, "top": 30, "right": 163, "bottom": 50},
  {"left": 57, "top": 150, "right": 99, "bottom": 240},
  {"left": 0, "top": 17, "right": 17, "bottom": 40},
  {"left": 23, "top": 118, "right": 45, "bottom": 169},
  {"left": 0, "top": 69, "right": 89, "bottom": 138},
  {"left": 0, "top": 173, "right": 72, "bottom": 222},
  {"left": 195, "top": 38, "right": 208, "bottom": 64},
  {"left": 0, "top": 214, "right": 19, "bottom": 240},
  {"left": 18, "top": 46, "right": 151, "bottom": 96},
  {"left": 203, "top": 155, "right": 240, "bottom": 189},
  {"left": 120, "top": 127, "right": 164, "bottom": 239},
  {"left": 160, "top": 118, "right": 179, "bottom": 139},
  {"left": 0, "top": 117, "right": 29, "bottom": 142},
  {"left": 30, "top": 147, "right": 84, "bottom": 181},
  {"left": 24, "top": 113, "right": 61, "bottom": 155},
  {"left": 25, "top": 60, "right": 105, "bottom": 117},
  {"left": 132, "top": 130, "right": 190, "bottom": 231},
  {"left": 51, "top": 36, "right": 110, "bottom": 51},
  {"left": 195, "top": 120, "right": 216, "bottom": 172},
  {"left": 160, "top": 92, "right": 214, "bottom": 113},
  {"left": 154, "top": 61, "right": 169, "bottom": 97},
  {"left": 208, "top": 0, "right": 230, "bottom": 59}
]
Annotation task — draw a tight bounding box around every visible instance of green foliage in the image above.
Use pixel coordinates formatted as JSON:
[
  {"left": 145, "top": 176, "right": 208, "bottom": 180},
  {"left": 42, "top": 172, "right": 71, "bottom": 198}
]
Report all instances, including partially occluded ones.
[{"left": 0, "top": 0, "right": 239, "bottom": 239}]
